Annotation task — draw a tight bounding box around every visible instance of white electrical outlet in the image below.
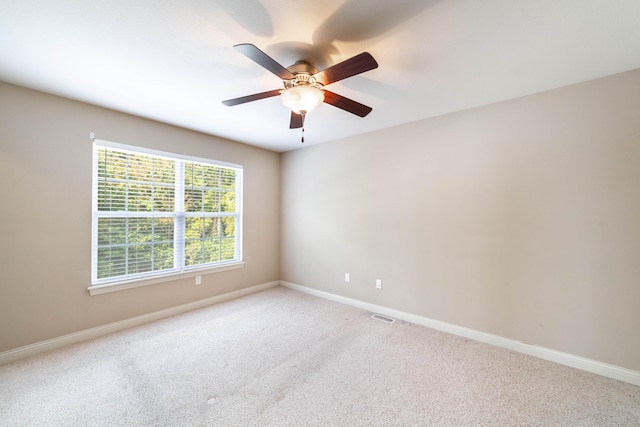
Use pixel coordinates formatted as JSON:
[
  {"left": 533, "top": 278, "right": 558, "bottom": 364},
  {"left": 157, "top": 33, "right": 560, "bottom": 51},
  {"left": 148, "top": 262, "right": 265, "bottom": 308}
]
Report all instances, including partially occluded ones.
[
  {"left": 376, "top": 279, "right": 382, "bottom": 289},
  {"left": 345, "top": 273, "right": 350, "bottom": 282},
  {"left": 195, "top": 276, "right": 201, "bottom": 285}
]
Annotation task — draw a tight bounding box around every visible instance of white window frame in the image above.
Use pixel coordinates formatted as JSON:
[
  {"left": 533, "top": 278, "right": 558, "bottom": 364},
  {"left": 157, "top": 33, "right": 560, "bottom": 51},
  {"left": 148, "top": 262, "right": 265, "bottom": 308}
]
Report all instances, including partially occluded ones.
[{"left": 89, "top": 139, "right": 243, "bottom": 295}]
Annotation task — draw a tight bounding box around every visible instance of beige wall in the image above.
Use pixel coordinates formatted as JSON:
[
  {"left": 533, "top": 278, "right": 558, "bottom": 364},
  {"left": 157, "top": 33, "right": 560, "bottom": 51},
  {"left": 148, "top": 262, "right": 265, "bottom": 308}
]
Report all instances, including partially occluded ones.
[
  {"left": 0, "top": 82, "right": 280, "bottom": 352},
  {"left": 281, "top": 69, "right": 640, "bottom": 371}
]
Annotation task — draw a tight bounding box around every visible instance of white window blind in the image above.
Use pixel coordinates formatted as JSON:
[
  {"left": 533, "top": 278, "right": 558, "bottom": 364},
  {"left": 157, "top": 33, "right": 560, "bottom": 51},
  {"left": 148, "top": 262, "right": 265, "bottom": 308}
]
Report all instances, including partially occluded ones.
[{"left": 91, "top": 140, "right": 242, "bottom": 285}]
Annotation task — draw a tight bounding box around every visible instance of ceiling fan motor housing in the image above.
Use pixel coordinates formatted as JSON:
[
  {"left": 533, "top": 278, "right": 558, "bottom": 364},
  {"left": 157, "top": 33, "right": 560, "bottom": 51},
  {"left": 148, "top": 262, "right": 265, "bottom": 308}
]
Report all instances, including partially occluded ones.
[
  {"left": 286, "top": 60, "right": 319, "bottom": 77},
  {"left": 284, "top": 61, "right": 323, "bottom": 89}
]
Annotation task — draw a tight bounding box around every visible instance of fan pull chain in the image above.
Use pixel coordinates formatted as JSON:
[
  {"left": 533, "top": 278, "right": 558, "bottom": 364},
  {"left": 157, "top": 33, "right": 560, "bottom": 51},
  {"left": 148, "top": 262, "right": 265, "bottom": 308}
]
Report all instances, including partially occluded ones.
[{"left": 301, "top": 113, "right": 306, "bottom": 143}]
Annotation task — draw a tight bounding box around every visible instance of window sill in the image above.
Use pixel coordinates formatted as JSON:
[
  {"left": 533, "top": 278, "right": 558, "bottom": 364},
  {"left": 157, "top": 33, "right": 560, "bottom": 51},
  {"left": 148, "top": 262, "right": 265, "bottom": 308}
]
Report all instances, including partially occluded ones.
[{"left": 87, "top": 262, "right": 245, "bottom": 296}]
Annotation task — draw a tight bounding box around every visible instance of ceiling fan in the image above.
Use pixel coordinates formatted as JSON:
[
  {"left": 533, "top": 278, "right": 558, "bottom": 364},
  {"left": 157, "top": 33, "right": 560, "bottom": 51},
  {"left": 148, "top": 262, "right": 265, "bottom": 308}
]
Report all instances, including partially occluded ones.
[{"left": 222, "top": 43, "right": 378, "bottom": 141}]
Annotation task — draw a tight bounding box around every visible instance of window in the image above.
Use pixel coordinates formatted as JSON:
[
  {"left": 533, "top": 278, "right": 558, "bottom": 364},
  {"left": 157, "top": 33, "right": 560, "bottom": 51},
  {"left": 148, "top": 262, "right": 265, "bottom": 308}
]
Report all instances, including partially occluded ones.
[{"left": 91, "top": 140, "right": 242, "bottom": 287}]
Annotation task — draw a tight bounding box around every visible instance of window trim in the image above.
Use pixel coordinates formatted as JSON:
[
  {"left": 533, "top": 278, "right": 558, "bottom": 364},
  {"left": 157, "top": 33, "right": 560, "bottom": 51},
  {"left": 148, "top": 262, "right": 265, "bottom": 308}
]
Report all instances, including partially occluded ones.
[
  {"left": 87, "top": 261, "right": 245, "bottom": 295},
  {"left": 89, "top": 138, "right": 243, "bottom": 294}
]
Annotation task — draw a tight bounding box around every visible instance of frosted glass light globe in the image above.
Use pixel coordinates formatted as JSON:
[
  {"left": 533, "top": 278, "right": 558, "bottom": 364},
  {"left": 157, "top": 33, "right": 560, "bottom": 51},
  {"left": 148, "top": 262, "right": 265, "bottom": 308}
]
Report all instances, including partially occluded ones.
[{"left": 281, "top": 85, "right": 324, "bottom": 115}]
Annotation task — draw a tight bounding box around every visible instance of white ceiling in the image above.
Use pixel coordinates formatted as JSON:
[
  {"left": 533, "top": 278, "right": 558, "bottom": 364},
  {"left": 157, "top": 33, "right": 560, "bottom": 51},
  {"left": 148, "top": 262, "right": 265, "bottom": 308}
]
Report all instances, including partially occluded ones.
[{"left": 2, "top": 0, "right": 640, "bottom": 152}]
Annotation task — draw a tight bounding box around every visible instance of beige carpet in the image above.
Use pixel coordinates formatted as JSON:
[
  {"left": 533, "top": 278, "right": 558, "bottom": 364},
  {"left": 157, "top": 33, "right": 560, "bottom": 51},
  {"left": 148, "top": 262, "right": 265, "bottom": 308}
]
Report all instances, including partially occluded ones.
[{"left": 1, "top": 286, "right": 638, "bottom": 426}]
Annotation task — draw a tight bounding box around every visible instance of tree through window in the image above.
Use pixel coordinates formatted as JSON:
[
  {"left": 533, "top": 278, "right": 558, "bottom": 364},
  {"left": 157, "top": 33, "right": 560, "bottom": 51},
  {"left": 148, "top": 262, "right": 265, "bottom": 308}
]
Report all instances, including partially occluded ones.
[{"left": 91, "top": 140, "right": 242, "bottom": 284}]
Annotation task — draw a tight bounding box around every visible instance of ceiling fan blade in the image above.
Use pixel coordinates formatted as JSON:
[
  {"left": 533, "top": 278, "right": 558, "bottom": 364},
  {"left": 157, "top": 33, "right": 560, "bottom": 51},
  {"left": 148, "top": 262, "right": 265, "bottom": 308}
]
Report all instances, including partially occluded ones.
[
  {"left": 234, "top": 43, "right": 295, "bottom": 80},
  {"left": 323, "top": 90, "right": 373, "bottom": 117},
  {"left": 289, "top": 112, "right": 303, "bottom": 129},
  {"left": 222, "top": 89, "right": 282, "bottom": 106},
  {"left": 313, "top": 52, "right": 378, "bottom": 86}
]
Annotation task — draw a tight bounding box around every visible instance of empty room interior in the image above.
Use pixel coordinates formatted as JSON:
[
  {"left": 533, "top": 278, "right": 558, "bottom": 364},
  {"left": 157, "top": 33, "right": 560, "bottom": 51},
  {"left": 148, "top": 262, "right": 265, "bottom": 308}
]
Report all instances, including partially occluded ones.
[{"left": 1, "top": 0, "right": 640, "bottom": 425}]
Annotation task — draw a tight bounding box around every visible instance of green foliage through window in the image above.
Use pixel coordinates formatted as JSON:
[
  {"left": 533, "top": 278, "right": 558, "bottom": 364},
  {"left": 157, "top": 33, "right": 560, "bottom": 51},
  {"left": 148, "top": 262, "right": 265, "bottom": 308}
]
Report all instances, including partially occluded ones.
[{"left": 92, "top": 142, "right": 242, "bottom": 284}]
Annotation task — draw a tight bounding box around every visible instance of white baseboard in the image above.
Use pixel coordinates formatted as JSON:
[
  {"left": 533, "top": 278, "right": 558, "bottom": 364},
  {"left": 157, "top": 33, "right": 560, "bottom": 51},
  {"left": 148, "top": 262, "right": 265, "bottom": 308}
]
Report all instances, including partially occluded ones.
[
  {"left": 0, "top": 281, "right": 280, "bottom": 365},
  {"left": 280, "top": 281, "right": 640, "bottom": 387}
]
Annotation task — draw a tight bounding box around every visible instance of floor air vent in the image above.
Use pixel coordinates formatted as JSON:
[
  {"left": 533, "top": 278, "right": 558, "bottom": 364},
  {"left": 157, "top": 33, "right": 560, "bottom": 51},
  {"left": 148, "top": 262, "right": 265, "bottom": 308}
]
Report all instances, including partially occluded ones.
[{"left": 371, "top": 313, "right": 395, "bottom": 323}]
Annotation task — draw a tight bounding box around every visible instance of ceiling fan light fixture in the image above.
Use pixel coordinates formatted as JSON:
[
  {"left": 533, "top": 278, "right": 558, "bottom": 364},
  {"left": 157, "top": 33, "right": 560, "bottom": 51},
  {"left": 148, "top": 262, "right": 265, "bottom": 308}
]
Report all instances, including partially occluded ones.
[{"left": 281, "top": 84, "right": 324, "bottom": 115}]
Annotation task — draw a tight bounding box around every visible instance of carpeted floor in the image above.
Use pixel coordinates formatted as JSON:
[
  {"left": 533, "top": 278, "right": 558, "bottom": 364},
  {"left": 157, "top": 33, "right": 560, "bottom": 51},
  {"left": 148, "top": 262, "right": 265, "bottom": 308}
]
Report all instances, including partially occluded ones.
[{"left": 1, "top": 286, "right": 639, "bottom": 426}]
